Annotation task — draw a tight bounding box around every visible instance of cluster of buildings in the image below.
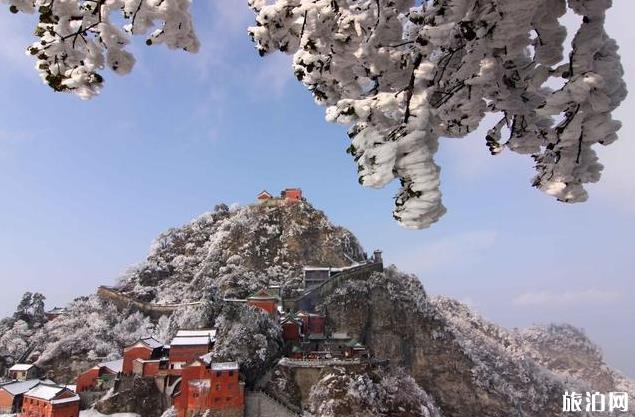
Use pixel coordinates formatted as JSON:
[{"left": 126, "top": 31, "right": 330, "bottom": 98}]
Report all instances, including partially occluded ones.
[
  {"left": 75, "top": 329, "right": 244, "bottom": 417},
  {"left": 1, "top": 330, "right": 243, "bottom": 417},
  {"left": 240, "top": 265, "right": 375, "bottom": 363},
  {"left": 0, "top": 370, "right": 80, "bottom": 417},
  {"left": 255, "top": 188, "right": 303, "bottom": 205}
]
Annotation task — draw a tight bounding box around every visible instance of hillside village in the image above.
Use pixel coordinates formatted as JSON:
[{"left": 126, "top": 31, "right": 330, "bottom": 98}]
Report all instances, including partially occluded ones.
[
  {"left": 1, "top": 189, "right": 633, "bottom": 417},
  {"left": 0, "top": 189, "right": 385, "bottom": 417}
]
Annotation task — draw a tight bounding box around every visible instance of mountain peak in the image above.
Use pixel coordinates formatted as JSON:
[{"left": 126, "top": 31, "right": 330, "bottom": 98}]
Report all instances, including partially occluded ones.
[{"left": 116, "top": 196, "right": 366, "bottom": 303}]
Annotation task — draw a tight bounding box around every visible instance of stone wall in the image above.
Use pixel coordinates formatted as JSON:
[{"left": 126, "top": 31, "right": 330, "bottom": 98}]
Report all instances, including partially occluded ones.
[
  {"left": 97, "top": 286, "right": 203, "bottom": 319},
  {"left": 286, "top": 262, "right": 383, "bottom": 313},
  {"left": 245, "top": 392, "right": 299, "bottom": 417}
]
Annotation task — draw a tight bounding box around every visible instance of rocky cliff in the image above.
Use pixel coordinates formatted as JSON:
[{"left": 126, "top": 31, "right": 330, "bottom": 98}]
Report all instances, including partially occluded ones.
[{"left": 318, "top": 267, "right": 634, "bottom": 417}]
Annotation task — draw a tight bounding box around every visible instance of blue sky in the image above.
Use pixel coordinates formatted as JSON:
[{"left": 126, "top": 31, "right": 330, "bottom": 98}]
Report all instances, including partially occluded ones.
[{"left": 0, "top": 2, "right": 633, "bottom": 377}]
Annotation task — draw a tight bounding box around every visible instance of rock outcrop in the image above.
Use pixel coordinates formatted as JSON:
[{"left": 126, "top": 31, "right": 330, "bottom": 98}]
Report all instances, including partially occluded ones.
[
  {"left": 319, "top": 267, "right": 633, "bottom": 417},
  {"left": 95, "top": 375, "right": 167, "bottom": 417}
]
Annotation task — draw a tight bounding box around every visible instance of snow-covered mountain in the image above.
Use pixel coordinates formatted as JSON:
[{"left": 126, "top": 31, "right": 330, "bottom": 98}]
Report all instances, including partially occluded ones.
[
  {"left": 116, "top": 200, "right": 366, "bottom": 303},
  {"left": 0, "top": 197, "right": 632, "bottom": 417}
]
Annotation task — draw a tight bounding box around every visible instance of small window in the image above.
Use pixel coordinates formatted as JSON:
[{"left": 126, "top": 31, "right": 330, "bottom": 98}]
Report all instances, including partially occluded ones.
[
  {"left": 214, "top": 397, "right": 220, "bottom": 402},
  {"left": 216, "top": 371, "right": 221, "bottom": 377},
  {"left": 216, "top": 384, "right": 221, "bottom": 391},
  {"left": 228, "top": 370, "right": 234, "bottom": 376}
]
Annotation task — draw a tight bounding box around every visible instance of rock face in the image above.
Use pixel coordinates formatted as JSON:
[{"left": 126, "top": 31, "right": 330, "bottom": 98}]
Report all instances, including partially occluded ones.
[
  {"left": 95, "top": 375, "right": 167, "bottom": 417},
  {"left": 319, "top": 267, "right": 634, "bottom": 417},
  {"left": 117, "top": 201, "right": 365, "bottom": 303},
  {"left": 518, "top": 324, "right": 635, "bottom": 402}
]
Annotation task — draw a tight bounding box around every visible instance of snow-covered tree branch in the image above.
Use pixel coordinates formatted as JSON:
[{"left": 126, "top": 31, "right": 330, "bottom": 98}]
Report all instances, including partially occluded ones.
[
  {"left": 2, "top": 0, "right": 626, "bottom": 229},
  {"left": 1, "top": 0, "right": 199, "bottom": 99},
  {"left": 248, "top": 0, "right": 627, "bottom": 228}
]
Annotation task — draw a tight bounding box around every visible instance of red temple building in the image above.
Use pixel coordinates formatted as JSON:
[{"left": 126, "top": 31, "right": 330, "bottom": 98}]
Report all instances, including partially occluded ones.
[
  {"left": 246, "top": 289, "right": 279, "bottom": 315},
  {"left": 168, "top": 330, "right": 216, "bottom": 374},
  {"left": 173, "top": 358, "right": 244, "bottom": 417},
  {"left": 0, "top": 380, "right": 42, "bottom": 414},
  {"left": 281, "top": 316, "right": 302, "bottom": 343},
  {"left": 21, "top": 384, "right": 80, "bottom": 417},
  {"left": 75, "top": 359, "right": 122, "bottom": 393},
  {"left": 122, "top": 337, "right": 165, "bottom": 375},
  {"left": 297, "top": 312, "right": 326, "bottom": 337},
  {"left": 256, "top": 188, "right": 303, "bottom": 205},
  {"left": 280, "top": 188, "right": 302, "bottom": 201}
]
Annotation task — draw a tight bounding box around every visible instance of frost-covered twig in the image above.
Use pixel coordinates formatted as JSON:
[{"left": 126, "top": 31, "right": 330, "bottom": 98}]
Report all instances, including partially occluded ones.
[{"left": 248, "top": 0, "right": 626, "bottom": 229}]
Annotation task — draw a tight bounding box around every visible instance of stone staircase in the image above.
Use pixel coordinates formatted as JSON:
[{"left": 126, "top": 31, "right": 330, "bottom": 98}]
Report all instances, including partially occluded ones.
[{"left": 245, "top": 391, "right": 300, "bottom": 417}]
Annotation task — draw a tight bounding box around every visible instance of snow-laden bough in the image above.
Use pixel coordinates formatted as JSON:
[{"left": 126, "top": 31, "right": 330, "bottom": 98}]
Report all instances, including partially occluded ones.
[
  {"left": 248, "top": 0, "right": 627, "bottom": 229},
  {"left": 2, "top": 0, "right": 199, "bottom": 99}
]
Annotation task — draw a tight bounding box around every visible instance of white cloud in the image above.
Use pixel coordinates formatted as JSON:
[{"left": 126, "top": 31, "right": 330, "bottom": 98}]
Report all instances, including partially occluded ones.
[
  {"left": 512, "top": 289, "right": 623, "bottom": 308},
  {"left": 395, "top": 230, "right": 498, "bottom": 273}
]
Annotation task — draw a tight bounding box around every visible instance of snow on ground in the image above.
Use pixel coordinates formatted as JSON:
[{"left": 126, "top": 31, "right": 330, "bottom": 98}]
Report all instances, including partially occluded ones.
[{"left": 80, "top": 410, "right": 140, "bottom": 417}]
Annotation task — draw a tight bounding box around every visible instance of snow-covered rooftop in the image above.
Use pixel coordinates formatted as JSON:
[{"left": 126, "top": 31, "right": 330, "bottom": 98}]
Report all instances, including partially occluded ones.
[
  {"left": 175, "top": 329, "right": 216, "bottom": 338},
  {"left": 51, "top": 394, "right": 81, "bottom": 405},
  {"left": 0, "top": 379, "right": 42, "bottom": 395},
  {"left": 9, "top": 363, "right": 35, "bottom": 371},
  {"left": 170, "top": 336, "right": 212, "bottom": 346},
  {"left": 140, "top": 337, "right": 164, "bottom": 349},
  {"left": 211, "top": 362, "right": 238, "bottom": 371},
  {"left": 303, "top": 266, "right": 348, "bottom": 272},
  {"left": 25, "top": 384, "right": 67, "bottom": 400},
  {"left": 99, "top": 359, "right": 123, "bottom": 373}
]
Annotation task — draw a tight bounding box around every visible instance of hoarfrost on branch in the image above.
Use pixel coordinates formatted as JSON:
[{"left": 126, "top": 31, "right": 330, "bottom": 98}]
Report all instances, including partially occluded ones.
[
  {"left": 1, "top": 0, "right": 199, "bottom": 99},
  {"left": 1, "top": 0, "right": 626, "bottom": 229},
  {"left": 248, "top": 0, "right": 626, "bottom": 228}
]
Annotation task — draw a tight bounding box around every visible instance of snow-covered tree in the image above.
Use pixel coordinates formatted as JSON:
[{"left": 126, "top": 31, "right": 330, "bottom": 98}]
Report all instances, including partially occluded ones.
[
  {"left": 1, "top": 0, "right": 198, "bottom": 99},
  {"left": 308, "top": 365, "right": 443, "bottom": 417},
  {"left": 249, "top": 0, "right": 627, "bottom": 228},
  {"left": 2, "top": 0, "right": 626, "bottom": 228},
  {"left": 13, "top": 291, "right": 46, "bottom": 327},
  {"left": 211, "top": 302, "right": 282, "bottom": 385}
]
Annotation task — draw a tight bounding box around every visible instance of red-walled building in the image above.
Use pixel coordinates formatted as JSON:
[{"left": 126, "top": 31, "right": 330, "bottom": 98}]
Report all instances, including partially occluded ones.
[
  {"left": 75, "top": 359, "right": 122, "bottom": 392},
  {"left": 21, "top": 384, "right": 80, "bottom": 417},
  {"left": 281, "top": 316, "right": 302, "bottom": 343},
  {"left": 132, "top": 359, "right": 169, "bottom": 377},
  {"left": 281, "top": 188, "right": 302, "bottom": 201},
  {"left": 0, "top": 380, "right": 42, "bottom": 414},
  {"left": 168, "top": 330, "right": 216, "bottom": 374},
  {"left": 246, "top": 289, "right": 279, "bottom": 315},
  {"left": 122, "top": 337, "right": 164, "bottom": 375},
  {"left": 173, "top": 359, "right": 244, "bottom": 417},
  {"left": 297, "top": 312, "right": 326, "bottom": 336}
]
